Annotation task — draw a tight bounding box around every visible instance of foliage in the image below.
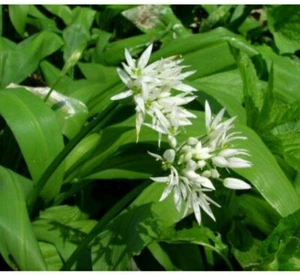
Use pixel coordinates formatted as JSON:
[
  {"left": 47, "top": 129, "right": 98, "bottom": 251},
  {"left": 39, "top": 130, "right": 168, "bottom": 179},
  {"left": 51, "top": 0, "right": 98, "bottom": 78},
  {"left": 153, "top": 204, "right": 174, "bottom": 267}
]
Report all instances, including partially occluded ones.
[{"left": 0, "top": 4, "right": 300, "bottom": 271}]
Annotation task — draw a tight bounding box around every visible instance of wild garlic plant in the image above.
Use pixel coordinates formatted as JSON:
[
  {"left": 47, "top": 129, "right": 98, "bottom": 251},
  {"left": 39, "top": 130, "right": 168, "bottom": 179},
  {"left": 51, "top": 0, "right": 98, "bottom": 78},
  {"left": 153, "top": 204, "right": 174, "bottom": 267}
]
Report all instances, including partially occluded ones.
[{"left": 111, "top": 44, "right": 252, "bottom": 225}]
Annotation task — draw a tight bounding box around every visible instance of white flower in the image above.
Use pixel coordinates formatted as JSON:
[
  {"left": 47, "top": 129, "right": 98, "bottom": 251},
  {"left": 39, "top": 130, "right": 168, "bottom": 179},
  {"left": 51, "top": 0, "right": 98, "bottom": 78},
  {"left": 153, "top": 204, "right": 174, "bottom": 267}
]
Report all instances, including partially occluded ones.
[
  {"left": 149, "top": 101, "right": 253, "bottom": 225},
  {"left": 223, "top": 178, "right": 251, "bottom": 190},
  {"left": 111, "top": 44, "right": 197, "bottom": 142},
  {"left": 204, "top": 100, "right": 247, "bottom": 150}
]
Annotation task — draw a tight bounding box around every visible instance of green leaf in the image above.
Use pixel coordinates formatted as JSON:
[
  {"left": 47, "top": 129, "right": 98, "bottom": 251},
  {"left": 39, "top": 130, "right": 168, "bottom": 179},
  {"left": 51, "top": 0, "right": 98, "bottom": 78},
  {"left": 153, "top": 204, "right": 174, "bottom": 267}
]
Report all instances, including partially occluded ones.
[
  {"left": 191, "top": 71, "right": 247, "bottom": 123},
  {"left": 160, "top": 227, "right": 231, "bottom": 269},
  {"left": 7, "top": 83, "right": 89, "bottom": 139},
  {"left": 148, "top": 242, "right": 204, "bottom": 271},
  {"left": 256, "top": 44, "right": 300, "bottom": 103},
  {"left": 227, "top": 221, "right": 254, "bottom": 251},
  {"left": 78, "top": 62, "right": 118, "bottom": 82},
  {"left": 267, "top": 5, "right": 300, "bottom": 54},
  {"left": 96, "top": 34, "right": 154, "bottom": 66},
  {"left": 62, "top": 7, "right": 96, "bottom": 62},
  {"left": 43, "top": 5, "right": 72, "bottom": 25},
  {"left": 0, "top": 31, "right": 63, "bottom": 88},
  {"left": 251, "top": 209, "right": 300, "bottom": 270},
  {"left": 237, "top": 194, "right": 280, "bottom": 235},
  {"left": 232, "top": 121, "right": 300, "bottom": 217},
  {"left": 232, "top": 238, "right": 263, "bottom": 269},
  {"left": 39, "top": 242, "right": 63, "bottom": 271},
  {"left": 33, "top": 205, "right": 96, "bottom": 268},
  {"left": 229, "top": 45, "right": 263, "bottom": 128},
  {"left": 65, "top": 133, "right": 101, "bottom": 173},
  {"left": 0, "top": 88, "right": 64, "bottom": 202},
  {"left": 0, "top": 166, "right": 46, "bottom": 271},
  {"left": 90, "top": 182, "right": 183, "bottom": 270},
  {"left": 8, "top": 5, "right": 29, "bottom": 36},
  {"left": 84, "top": 151, "right": 161, "bottom": 180}
]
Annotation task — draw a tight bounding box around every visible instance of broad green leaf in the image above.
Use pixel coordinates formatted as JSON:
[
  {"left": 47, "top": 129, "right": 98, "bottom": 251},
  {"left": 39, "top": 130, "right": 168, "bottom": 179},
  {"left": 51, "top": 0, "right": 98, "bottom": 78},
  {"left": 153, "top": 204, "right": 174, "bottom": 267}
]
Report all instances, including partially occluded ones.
[
  {"left": 0, "top": 166, "right": 46, "bottom": 271},
  {"left": 0, "top": 37, "right": 16, "bottom": 51},
  {"left": 229, "top": 45, "right": 263, "bottom": 128},
  {"left": 148, "top": 242, "right": 204, "bottom": 271},
  {"left": 237, "top": 194, "right": 280, "bottom": 235},
  {"left": 267, "top": 5, "right": 300, "bottom": 54},
  {"left": 62, "top": 7, "right": 96, "bottom": 61},
  {"left": 64, "top": 133, "right": 100, "bottom": 174},
  {"left": 63, "top": 24, "right": 89, "bottom": 63},
  {"left": 0, "top": 31, "right": 63, "bottom": 88},
  {"left": 8, "top": 5, "right": 29, "bottom": 36},
  {"left": 0, "top": 88, "right": 64, "bottom": 202},
  {"left": 191, "top": 75, "right": 246, "bottom": 124},
  {"left": 39, "top": 242, "right": 63, "bottom": 271},
  {"left": 96, "top": 34, "right": 154, "bottom": 66},
  {"left": 147, "top": 242, "right": 179, "bottom": 271},
  {"left": 160, "top": 227, "right": 231, "bottom": 270},
  {"left": 33, "top": 205, "right": 96, "bottom": 268},
  {"left": 78, "top": 62, "right": 118, "bottom": 82},
  {"left": 250, "top": 209, "right": 300, "bottom": 270},
  {"left": 150, "top": 27, "right": 258, "bottom": 66},
  {"left": 232, "top": 238, "right": 263, "bottom": 269},
  {"left": 43, "top": 5, "right": 72, "bottom": 25},
  {"left": 91, "top": 182, "right": 183, "bottom": 271},
  {"left": 232, "top": 121, "right": 300, "bottom": 217},
  {"left": 192, "top": 69, "right": 243, "bottom": 103},
  {"left": 7, "top": 83, "right": 89, "bottom": 139},
  {"left": 256, "top": 44, "right": 300, "bottom": 103},
  {"left": 227, "top": 221, "right": 253, "bottom": 252},
  {"left": 84, "top": 151, "right": 161, "bottom": 180}
]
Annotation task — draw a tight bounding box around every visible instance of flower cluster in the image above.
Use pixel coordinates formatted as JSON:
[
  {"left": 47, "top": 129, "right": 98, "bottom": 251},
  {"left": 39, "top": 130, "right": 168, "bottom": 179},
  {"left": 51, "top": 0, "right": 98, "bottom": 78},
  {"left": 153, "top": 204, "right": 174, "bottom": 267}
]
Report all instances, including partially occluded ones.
[
  {"left": 149, "top": 101, "right": 252, "bottom": 225},
  {"left": 112, "top": 44, "right": 253, "bottom": 225},
  {"left": 111, "top": 44, "right": 197, "bottom": 143}
]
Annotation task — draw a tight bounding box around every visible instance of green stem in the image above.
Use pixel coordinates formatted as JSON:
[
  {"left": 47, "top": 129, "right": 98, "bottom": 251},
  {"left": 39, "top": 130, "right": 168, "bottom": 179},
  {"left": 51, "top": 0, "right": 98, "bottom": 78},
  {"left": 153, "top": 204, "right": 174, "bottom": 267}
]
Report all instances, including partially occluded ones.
[
  {"left": 27, "top": 101, "right": 119, "bottom": 214},
  {"left": 60, "top": 180, "right": 150, "bottom": 271},
  {"left": 44, "top": 76, "right": 62, "bottom": 103}
]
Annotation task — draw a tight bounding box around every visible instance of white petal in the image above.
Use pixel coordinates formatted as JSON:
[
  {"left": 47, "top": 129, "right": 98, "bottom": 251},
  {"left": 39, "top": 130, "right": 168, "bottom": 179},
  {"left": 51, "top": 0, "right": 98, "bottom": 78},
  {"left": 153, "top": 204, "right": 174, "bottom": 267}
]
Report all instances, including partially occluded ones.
[
  {"left": 197, "top": 177, "right": 215, "bottom": 190},
  {"left": 134, "top": 96, "right": 145, "bottom": 113},
  {"left": 199, "top": 195, "right": 216, "bottom": 221},
  {"left": 223, "top": 178, "right": 251, "bottom": 190},
  {"left": 187, "top": 137, "right": 198, "bottom": 145},
  {"left": 160, "top": 184, "right": 174, "bottom": 201},
  {"left": 228, "top": 157, "right": 252, "bottom": 168},
  {"left": 186, "top": 160, "right": 197, "bottom": 171},
  {"left": 205, "top": 101, "right": 212, "bottom": 130},
  {"left": 211, "top": 108, "right": 226, "bottom": 129},
  {"left": 173, "top": 82, "right": 197, "bottom": 93},
  {"left": 136, "top": 111, "right": 145, "bottom": 142},
  {"left": 117, "top": 68, "right": 132, "bottom": 86},
  {"left": 168, "top": 135, "right": 177, "bottom": 148},
  {"left": 212, "top": 156, "right": 229, "bottom": 168},
  {"left": 137, "top": 44, "right": 153, "bottom": 69},
  {"left": 174, "top": 185, "right": 182, "bottom": 212},
  {"left": 163, "top": 149, "right": 176, "bottom": 163},
  {"left": 143, "top": 123, "right": 168, "bottom": 135},
  {"left": 192, "top": 193, "right": 201, "bottom": 225},
  {"left": 111, "top": 90, "right": 133, "bottom": 100},
  {"left": 150, "top": 176, "right": 169, "bottom": 183},
  {"left": 125, "top": 48, "right": 135, "bottom": 68},
  {"left": 148, "top": 151, "right": 163, "bottom": 160}
]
